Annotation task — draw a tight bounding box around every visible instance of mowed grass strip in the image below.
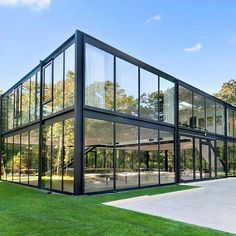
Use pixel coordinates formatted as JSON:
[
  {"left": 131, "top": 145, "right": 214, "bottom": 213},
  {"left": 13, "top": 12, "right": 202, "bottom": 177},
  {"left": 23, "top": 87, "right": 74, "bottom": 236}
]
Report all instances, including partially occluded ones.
[{"left": 0, "top": 181, "right": 232, "bottom": 236}]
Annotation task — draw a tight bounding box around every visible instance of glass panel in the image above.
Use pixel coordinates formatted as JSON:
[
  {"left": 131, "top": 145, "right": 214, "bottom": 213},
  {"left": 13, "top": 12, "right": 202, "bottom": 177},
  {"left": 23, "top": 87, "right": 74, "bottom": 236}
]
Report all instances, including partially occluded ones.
[
  {"left": 139, "top": 69, "right": 158, "bottom": 120},
  {"left": 227, "top": 142, "right": 235, "bottom": 176},
  {"left": 43, "top": 63, "right": 52, "bottom": 102},
  {"left": 210, "top": 141, "right": 215, "bottom": 178},
  {"left": 201, "top": 141, "right": 210, "bottom": 179},
  {"left": 216, "top": 140, "right": 225, "bottom": 178},
  {"left": 21, "top": 132, "right": 29, "bottom": 184},
  {"left": 234, "top": 112, "right": 236, "bottom": 138},
  {"left": 116, "top": 123, "right": 138, "bottom": 189},
  {"left": 22, "top": 80, "right": 30, "bottom": 125},
  {"left": 85, "top": 44, "right": 114, "bottom": 110},
  {"left": 159, "top": 78, "right": 175, "bottom": 124},
  {"left": 63, "top": 119, "right": 74, "bottom": 193},
  {"left": 160, "top": 130, "right": 175, "bottom": 184},
  {"left": 140, "top": 127, "right": 159, "bottom": 186},
  {"left": 13, "top": 135, "right": 20, "bottom": 182},
  {"left": 52, "top": 122, "right": 63, "bottom": 191},
  {"left": 216, "top": 103, "right": 224, "bottom": 135},
  {"left": 193, "top": 93, "right": 205, "bottom": 130},
  {"left": 180, "top": 136, "right": 193, "bottom": 180},
  {"left": 1, "top": 139, "right": 7, "bottom": 180},
  {"left": 195, "top": 138, "right": 201, "bottom": 179},
  {"left": 36, "top": 70, "right": 41, "bottom": 120},
  {"left": 64, "top": 44, "right": 75, "bottom": 108},
  {"left": 179, "top": 86, "right": 192, "bottom": 127},
  {"left": 53, "top": 53, "right": 64, "bottom": 113},
  {"left": 42, "top": 126, "right": 52, "bottom": 189},
  {"left": 7, "top": 137, "right": 13, "bottom": 181},
  {"left": 30, "top": 75, "right": 36, "bottom": 122},
  {"left": 84, "top": 118, "right": 114, "bottom": 193},
  {"left": 116, "top": 58, "right": 138, "bottom": 116},
  {"left": 227, "top": 109, "right": 234, "bottom": 137},
  {"left": 8, "top": 92, "right": 14, "bottom": 130},
  {"left": 29, "top": 129, "right": 39, "bottom": 186},
  {"left": 206, "top": 98, "right": 215, "bottom": 133},
  {"left": 43, "top": 102, "right": 52, "bottom": 117}
]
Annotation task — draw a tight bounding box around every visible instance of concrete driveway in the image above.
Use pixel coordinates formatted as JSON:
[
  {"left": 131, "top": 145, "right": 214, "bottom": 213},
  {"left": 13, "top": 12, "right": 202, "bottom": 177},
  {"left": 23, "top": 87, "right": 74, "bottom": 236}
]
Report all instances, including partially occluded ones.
[{"left": 104, "top": 178, "right": 236, "bottom": 234}]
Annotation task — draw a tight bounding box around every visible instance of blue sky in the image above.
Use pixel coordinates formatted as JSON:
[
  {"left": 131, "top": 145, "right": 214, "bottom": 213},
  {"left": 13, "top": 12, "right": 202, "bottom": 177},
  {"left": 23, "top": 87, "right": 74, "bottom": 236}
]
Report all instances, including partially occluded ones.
[{"left": 0, "top": 0, "right": 236, "bottom": 94}]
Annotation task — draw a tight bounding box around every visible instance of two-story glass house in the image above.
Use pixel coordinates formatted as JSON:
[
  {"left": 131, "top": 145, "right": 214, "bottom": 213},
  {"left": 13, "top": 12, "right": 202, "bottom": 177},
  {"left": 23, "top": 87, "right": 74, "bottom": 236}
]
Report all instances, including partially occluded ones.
[{"left": 0, "top": 30, "right": 235, "bottom": 195}]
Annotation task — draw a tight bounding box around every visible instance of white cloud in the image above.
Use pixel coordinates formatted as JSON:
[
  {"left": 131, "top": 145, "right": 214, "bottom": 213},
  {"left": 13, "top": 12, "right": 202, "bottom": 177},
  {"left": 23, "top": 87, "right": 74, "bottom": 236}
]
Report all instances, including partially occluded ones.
[
  {"left": 184, "top": 43, "right": 202, "bottom": 52},
  {"left": 145, "top": 15, "right": 161, "bottom": 24},
  {"left": 0, "top": 0, "right": 52, "bottom": 10}
]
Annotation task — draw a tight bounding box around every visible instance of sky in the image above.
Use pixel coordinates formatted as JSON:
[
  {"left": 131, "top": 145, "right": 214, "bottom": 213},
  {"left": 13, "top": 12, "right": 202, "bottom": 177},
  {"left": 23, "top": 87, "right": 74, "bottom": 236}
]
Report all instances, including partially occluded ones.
[{"left": 1, "top": 0, "right": 236, "bottom": 94}]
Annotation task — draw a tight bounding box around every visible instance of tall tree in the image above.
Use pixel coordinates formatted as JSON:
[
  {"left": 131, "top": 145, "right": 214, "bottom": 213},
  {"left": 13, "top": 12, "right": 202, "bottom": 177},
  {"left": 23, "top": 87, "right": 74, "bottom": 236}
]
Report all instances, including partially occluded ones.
[{"left": 214, "top": 79, "right": 236, "bottom": 106}]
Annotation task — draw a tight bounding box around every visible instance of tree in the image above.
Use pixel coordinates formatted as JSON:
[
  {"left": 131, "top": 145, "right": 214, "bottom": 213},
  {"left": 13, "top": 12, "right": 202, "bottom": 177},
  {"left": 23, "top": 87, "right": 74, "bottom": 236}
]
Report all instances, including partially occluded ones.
[{"left": 214, "top": 79, "right": 236, "bottom": 106}]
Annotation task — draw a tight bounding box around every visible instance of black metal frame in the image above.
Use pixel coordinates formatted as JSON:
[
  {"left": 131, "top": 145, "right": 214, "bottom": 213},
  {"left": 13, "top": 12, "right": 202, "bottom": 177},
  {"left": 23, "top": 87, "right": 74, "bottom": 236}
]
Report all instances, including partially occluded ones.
[{"left": 0, "top": 29, "right": 236, "bottom": 195}]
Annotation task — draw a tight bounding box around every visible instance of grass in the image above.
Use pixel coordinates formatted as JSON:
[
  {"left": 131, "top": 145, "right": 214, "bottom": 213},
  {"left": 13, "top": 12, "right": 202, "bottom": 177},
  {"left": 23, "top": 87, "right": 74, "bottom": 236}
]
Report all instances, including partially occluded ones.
[{"left": 0, "top": 181, "right": 232, "bottom": 236}]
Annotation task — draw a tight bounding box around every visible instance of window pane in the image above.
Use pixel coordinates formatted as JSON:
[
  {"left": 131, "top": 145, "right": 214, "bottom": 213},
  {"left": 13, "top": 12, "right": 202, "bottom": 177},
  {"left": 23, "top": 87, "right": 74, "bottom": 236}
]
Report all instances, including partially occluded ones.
[
  {"left": 206, "top": 98, "right": 215, "bottom": 133},
  {"left": 42, "top": 126, "right": 52, "bottom": 189},
  {"left": 160, "top": 131, "right": 175, "bottom": 184},
  {"left": 116, "top": 123, "right": 138, "bottom": 189},
  {"left": 216, "top": 140, "right": 226, "bottom": 178},
  {"left": 29, "top": 129, "right": 39, "bottom": 186},
  {"left": 30, "top": 75, "right": 36, "bottom": 122},
  {"left": 21, "top": 132, "right": 29, "bottom": 184},
  {"left": 216, "top": 103, "right": 224, "bottom": 135},
  {"left": 43, "top": 64, "right": 52, "bottom": 102},
  {"left": 64, "top": 119, "right": 74, "bottom": 193},
  {"left": 84, "top": 118, "right": 114, "bottom": 193},
  {"left": 193, "top": 93, "right": 205, "bottom": 130},
  {"left": 13, "top": 135, "right": 20, "bottom": 182},
  {"left": 36, "top": 70, "right": 41, "bottom": 120},
  {"left": 116, "top": 58, "right": 138, "bottom": 115},
  {"left": 227, "top": 109, "right": 234, "bottom": 137},
  {"left": 52, "top": 122, "right": 63, "bottom": 191},
  {"left": 8, "top": 92, "right": 14, "bottom": 130},
  {"left": 180, "top": 136, "right": 193, "bottom": 181},
  {"left": 159, "top": 78, "right": 175, "bottom": 124},
  {"left": 227, "top": 142, "right": 236, "bottom": 176},
  {"left": 140, "top": 127, "right": 159, "bottom": 186},
  {"left": 7, "top": 137, "right": 13, "bottom": 181},
  {"left": 64, "top": 44, "right": 75, "bottom": 108},
  {"left": 53, "top": 54, "right": 64, "bottom": 113},
  {"left": 85, "top": 44, "right": 114, "bottom": 110},
  {"left": 1, "top": 139, "right": 7, "bottom": 180},
  {"left": 179, "top": 86, "right": 192, "bottom": 127},
  {"left": 140, "top": 69, "right": 158, "bottom": 120}
]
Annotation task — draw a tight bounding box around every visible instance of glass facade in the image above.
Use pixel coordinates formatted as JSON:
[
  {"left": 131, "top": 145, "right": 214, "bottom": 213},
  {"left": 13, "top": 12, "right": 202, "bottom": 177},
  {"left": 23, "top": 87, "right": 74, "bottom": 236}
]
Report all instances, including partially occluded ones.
[{"left": 0, "top": 30, "right": 236, "bottom": 195}]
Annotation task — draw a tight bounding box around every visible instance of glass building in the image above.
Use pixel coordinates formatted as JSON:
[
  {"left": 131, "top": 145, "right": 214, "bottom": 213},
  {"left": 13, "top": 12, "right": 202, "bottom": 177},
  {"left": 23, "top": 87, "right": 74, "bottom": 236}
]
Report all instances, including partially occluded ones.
[{"left": 0, "top": 30, "right": 235, "bottom": 195}]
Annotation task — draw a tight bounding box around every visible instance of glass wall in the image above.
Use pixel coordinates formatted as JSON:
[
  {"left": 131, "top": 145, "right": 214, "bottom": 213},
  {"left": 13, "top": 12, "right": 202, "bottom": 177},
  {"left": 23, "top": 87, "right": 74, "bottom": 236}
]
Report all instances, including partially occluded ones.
[
  {"left": 84, "top": 44, "right": 175, "bottom": 125},
  {"left": 193, "top": 93, "right": 205, "bottom": 130},
  {"left": 159, "top": 78, "right": 175, "bottom": 124},
  {"left": 227, "top": 109, "right": 234, "bottom": 137},
  {"left": 216, "top": 140, "right": 226, "bottom": 178},
  {"left": 85, "top": 44, "right": 114, "bottom": 110},
  {"left": 206, "top": 98, "right": 216, "bottom": 133},
  {"left": 42, "top": 118, "right": 74, "bottom": 193},
  {"left": 43, "top": 44, "right": 75, "bottom": 117},
  {"left": 179, "top": 86, "right": 192, "bottom": 127},
  {"left": 140, "top": 70, "right": 158, "bottom": 120},
  {"left": 228, "top": 142, "right": 236, "bottom": 176},
  {"left": 84, "top": 119, "right": 114, "bottom": 193},
  {"left": 180, "top": 136, "right": 194, "bottom": 181},
  {"left": 139, "top": 127, "right": 159, "bottom": 186},
  {"left": 116, "top": 59, "right": 138, "bottom": 116},
  {"left": 1, "top": 128, "right": 39, "bottom": 185},
  {"left": 216, "top": 103, "right": 225, "bottom": 135},
  {"left": 116, "top": 123, "right": 139, "bottom": 189},
  {"left": 159, "top": 130, "right": 175, "bottom": 183}
]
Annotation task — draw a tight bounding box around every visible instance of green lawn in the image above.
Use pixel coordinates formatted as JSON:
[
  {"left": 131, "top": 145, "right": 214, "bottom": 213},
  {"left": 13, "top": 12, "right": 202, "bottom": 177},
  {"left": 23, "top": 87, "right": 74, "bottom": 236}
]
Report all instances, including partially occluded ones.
[{"left": 0, "top": 181, "right": 232, "bottom": 236}]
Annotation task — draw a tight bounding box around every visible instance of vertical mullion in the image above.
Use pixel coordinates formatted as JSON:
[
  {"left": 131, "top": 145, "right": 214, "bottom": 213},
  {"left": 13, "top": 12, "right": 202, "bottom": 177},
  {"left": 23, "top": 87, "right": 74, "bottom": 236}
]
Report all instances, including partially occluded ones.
[
  {"left": 193, "top": 138, "right": 196, "bottom": 180},
  {"left": 114, "top": 56, "right": 116, "bottom": 112},
  {"left": 19, "top": 134, "right": 21, "bottom": 183},
  {"left": 29, "top": 78, "right": 31, "bottom": 123},
  {"left": 113, "top": 122, "right": 116, "bottom": 191},
  {"left": 50, "top": 125, "right": 53, "bottom": 191},
  {"left": 63, "top": 52, "right": 65, "bottom": 110},
  {"left": 27, "top": 131, "right": 30, "bottom": 185},
  {"left": 138, "top": 126, "right": 140, "bottom": 187}
]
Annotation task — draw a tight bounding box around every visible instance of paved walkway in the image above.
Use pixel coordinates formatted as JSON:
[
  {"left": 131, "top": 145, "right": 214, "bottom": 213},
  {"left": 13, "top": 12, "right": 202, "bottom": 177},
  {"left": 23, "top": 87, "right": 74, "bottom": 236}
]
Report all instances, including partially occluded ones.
[{"left": 104, "top": 178, "right": 236, "bottom": 234}]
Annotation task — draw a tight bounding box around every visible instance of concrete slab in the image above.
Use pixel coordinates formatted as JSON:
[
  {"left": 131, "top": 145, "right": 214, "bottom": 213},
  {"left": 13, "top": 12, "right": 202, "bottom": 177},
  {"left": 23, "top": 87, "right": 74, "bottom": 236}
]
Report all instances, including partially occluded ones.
[{"left": 104, "top": 178, "right": 236, "bottom": 234}]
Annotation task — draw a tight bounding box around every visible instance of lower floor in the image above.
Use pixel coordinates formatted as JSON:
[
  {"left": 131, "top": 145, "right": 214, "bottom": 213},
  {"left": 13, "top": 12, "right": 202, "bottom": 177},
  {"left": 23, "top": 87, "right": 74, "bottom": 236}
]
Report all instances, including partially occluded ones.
[{"left": 1, "top": 115, "right": 236, "bottom": 195}]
